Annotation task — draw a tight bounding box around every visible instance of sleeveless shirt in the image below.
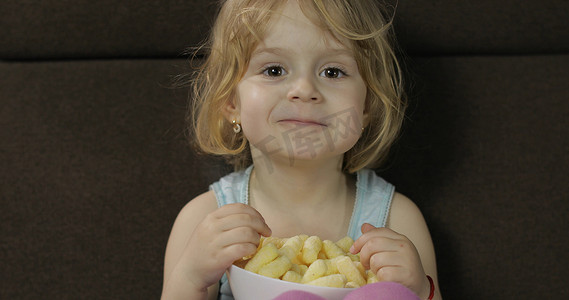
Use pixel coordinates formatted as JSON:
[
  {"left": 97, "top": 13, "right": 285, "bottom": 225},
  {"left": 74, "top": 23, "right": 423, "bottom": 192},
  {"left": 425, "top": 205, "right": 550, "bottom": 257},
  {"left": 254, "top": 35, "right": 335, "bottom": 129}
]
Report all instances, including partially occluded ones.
[{"left": 209, "top": 165, "right": 394, "bottom": 300}]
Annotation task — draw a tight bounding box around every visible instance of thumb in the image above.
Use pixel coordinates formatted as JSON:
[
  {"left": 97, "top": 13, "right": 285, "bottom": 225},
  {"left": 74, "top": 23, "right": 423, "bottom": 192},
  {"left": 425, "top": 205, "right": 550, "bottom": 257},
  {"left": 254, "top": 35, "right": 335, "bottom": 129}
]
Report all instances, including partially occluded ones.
[{"left": 361, "top": 223, "right": 376, "bottom": 234}]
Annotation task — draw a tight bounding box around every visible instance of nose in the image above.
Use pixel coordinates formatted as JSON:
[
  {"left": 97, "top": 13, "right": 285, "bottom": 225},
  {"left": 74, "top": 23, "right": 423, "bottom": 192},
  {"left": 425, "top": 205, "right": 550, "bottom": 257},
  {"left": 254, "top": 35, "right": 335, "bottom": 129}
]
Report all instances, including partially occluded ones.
[{"left": 287, "top": 75, "right": 322, "bottom": 102}]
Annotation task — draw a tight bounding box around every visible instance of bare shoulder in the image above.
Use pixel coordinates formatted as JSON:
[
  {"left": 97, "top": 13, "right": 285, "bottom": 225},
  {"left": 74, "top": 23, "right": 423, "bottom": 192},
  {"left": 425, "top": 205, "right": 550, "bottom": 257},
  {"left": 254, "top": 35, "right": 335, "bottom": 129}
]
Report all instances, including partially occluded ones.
[
  {"left": 166, "top": 190, "right": 218, "bottom": 249},
  {"left": 387, "top": 192, "right": 429, "bottom": 244},
  {"left": 387, "top": 193, "right": 424, "bottom": 226},
  {"left": 175, "top": 190, "right": 219, "bottom": 225}
]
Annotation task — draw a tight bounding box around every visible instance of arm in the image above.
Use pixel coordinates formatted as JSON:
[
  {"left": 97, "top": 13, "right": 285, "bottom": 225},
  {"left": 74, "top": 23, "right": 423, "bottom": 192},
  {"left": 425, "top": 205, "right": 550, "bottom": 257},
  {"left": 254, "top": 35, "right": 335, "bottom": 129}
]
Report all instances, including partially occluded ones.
[
  {"left": 388, "top": 193, "right": 441, "bottom": 299},
  {"left": 351, "top": 193, "right": 442, "bottom": 299},
  {"left": 161, "top": 191, "right": 217, "bottom": 300},
  {"left": 161, "top": 191, "right": 271, "bottom": 300}
]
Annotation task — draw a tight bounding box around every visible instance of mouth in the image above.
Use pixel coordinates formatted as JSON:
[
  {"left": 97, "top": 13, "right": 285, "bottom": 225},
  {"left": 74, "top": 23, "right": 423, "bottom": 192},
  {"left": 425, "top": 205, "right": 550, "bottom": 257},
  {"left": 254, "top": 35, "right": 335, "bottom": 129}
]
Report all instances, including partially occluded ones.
[{"left": 277, "top": 119, "right": 327, "bottom": 127}]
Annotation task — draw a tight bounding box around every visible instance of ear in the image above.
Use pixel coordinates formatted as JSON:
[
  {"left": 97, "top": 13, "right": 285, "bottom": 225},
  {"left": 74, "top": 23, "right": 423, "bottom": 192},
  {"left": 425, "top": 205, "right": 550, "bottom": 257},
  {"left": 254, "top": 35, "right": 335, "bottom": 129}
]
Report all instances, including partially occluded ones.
[
  {"left": 221, "top": 97, "right": 240, "bottom": 123},
  {"left": 362, "top": 111, "right": 370, "bottom": 128}
]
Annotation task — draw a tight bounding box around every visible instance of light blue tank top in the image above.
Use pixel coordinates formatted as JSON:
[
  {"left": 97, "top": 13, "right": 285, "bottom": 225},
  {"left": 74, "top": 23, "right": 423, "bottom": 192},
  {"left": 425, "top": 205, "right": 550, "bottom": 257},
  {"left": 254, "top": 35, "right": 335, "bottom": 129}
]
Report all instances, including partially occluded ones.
[{"left": 209, "top": 165, "right": 394, "bottom": 300}]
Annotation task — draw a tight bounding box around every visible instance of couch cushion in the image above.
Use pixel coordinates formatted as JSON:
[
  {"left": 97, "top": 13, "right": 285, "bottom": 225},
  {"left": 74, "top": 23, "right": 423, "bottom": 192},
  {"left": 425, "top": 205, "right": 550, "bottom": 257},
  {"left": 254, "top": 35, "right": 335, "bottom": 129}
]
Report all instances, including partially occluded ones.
[
  {"left": 2, "top": 0, "right": 569, "bottom": 298},
  {"left": 390, "top": 0, "right": 569, "bottom": 55},
  {"left": 1, "top": 59, "right": 228, "bottom": 299},
  {"left": 2, "top": 0, "right": 568, "bottom": 59},
  {"left": 381, "top": 54, "right": 569, "bottom": 298},
  {"left": 0, "top": 0, "right": 218, "bottom": 59}
]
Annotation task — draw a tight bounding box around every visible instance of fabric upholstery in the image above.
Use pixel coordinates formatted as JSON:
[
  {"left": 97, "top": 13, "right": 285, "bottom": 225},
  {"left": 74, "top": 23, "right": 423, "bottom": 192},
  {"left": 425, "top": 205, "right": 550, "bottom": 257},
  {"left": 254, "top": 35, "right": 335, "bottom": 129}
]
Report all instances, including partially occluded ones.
[
  {"left": 3, "top": 0, "right": 568, "bottom": 59},
  {"left": 2, "top": 0, "right": 568, "bottom": 299}
]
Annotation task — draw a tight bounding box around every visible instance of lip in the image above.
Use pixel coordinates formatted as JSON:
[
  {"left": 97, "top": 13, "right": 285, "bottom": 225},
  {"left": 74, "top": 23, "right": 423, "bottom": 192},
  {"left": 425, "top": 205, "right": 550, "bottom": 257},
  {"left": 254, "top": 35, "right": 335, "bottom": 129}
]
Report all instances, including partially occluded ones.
[{"left": 277, "top": 119, "right": 327, "bottom": 126}]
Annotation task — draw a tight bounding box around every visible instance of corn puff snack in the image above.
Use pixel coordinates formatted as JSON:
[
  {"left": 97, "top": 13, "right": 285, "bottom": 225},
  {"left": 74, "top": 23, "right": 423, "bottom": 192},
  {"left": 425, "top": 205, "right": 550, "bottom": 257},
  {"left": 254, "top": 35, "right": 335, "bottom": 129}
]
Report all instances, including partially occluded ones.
[
  {"left": 302, "top": 259, "right": 328, "bottom": 283},
  {"left": 322, "top": 240, "right": 346, "bottom": 259},
  {"left": 278, "top": 235, "right": 303, "bottom": 264},
  {"left": 335, "top": 236, "right": 354, "bottom": 253},
  {"left": 258, "top": 255, "right": 292, "bottom": 278},
  {"left": 244, "top": 242, "right": 279, "bottom": 273},
  {"left": 301, "top": 236, "right": 323, "bottom": 264},
  {"left": 335, "top": 256, "right": 366, "bottom": 287},
  {"left": 234, "top": 234, "right": 379, "bottom": 288},
  {"left": 306, "top": 274, "right": 347, "bottom": 288},
  {"left": 282, "top": 270, "right": 302, "bottom": 283}
]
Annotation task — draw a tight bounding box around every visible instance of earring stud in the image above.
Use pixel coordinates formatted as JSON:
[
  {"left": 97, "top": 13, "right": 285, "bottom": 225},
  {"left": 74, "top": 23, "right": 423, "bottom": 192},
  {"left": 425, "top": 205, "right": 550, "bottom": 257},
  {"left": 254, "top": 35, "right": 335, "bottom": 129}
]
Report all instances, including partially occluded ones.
[{"left": 232, "top": 119, "right": 241, "bottom": 133}]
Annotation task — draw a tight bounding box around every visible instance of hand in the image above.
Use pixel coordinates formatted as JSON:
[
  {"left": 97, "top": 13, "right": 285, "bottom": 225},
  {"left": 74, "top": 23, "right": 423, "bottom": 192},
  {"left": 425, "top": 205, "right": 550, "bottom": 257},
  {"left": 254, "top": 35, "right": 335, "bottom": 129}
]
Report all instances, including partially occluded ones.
[
  {"left": 178, "top": 203, "right": 272, "bottom": 292},
  {"left": 350, "top": 223, "right": 430, "bottom": 298}
]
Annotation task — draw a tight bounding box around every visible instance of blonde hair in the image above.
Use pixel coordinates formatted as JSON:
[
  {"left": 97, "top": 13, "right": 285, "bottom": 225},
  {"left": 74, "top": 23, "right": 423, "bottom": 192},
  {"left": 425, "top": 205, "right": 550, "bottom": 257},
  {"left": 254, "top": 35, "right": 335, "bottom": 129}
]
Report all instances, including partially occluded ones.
[{"left": 188, "top": 0, "right": 406, "bottom": 173}]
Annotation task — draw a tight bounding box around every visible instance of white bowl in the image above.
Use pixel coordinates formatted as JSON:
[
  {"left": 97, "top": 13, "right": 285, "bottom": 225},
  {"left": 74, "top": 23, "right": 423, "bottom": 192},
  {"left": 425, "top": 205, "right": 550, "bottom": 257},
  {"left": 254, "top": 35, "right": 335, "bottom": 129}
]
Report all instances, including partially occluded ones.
[{"left": 227, "top": 265, "right": 355, "bottom": 300}]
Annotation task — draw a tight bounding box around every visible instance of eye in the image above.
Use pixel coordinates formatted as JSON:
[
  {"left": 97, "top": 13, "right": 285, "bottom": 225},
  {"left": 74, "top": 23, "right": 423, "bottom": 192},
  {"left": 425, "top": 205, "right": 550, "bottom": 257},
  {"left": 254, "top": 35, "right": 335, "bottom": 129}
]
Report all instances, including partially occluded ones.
[
  {"left": 320, "top": 67, "right": 347, "bottom": 79},
  {"left": 262, "top": 65, "right": 286, "bottom": 77}
]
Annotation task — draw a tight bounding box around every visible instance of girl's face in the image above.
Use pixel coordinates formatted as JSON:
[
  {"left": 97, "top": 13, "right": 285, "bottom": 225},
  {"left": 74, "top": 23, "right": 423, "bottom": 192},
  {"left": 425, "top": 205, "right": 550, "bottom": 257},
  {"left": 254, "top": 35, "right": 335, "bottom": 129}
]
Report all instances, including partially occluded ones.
[{"left": 232, "top": 1, "right": 367, "bottom": 168}]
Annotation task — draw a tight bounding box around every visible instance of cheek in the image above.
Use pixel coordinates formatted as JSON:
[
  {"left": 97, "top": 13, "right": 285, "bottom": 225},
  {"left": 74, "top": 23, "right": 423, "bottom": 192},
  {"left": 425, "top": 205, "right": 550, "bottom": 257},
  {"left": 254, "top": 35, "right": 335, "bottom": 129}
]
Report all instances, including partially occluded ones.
[
  {"left": 332, "top": 84, "right": 367, "bottom": 124},
  {"left": 236, "top": 82, "right": 273, "bottom": 139},
  {"left": 323, "top": 85, "right": 367, "bottom": 149}
]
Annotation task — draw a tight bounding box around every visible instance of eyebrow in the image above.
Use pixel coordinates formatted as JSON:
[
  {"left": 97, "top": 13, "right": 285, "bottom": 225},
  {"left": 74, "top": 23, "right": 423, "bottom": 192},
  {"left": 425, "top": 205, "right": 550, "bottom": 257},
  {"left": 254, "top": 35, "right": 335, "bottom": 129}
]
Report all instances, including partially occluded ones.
[
  {"left": 251, "top": 47, "right": 284, "bottom": 56},
  {"left": 251, "top": 46, "right": 354, "bottom": 58}
]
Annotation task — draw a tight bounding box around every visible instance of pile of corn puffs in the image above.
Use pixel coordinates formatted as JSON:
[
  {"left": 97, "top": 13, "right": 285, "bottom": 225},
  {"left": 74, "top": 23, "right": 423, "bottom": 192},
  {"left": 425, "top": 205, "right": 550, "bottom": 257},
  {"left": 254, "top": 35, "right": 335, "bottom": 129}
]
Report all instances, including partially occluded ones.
[{"left": 235, "top": 235, "right": 378, "bottom": 288}]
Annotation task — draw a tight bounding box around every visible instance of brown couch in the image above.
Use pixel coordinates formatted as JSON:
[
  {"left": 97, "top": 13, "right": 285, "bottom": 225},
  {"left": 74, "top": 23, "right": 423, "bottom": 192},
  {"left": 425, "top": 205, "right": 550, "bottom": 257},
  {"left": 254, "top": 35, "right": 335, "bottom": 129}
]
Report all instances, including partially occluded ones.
[{"left": 2, "top": 1, "right": 568, "bottom": 299}]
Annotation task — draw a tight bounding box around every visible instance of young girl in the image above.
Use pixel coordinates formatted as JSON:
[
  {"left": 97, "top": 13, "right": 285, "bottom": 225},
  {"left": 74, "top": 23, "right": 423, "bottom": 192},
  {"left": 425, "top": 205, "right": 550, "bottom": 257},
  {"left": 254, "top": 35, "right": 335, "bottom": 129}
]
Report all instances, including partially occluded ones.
[{"left": 162, "top": 1, "right": 440, "bottom": 299}]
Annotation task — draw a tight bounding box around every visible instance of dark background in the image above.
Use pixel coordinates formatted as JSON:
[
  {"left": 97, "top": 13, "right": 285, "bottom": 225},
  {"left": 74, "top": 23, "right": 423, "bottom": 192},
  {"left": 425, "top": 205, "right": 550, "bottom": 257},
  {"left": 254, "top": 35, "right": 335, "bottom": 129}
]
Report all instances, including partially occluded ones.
[{"left": 2, "top": 0, "right": 568, "bottom": 299}]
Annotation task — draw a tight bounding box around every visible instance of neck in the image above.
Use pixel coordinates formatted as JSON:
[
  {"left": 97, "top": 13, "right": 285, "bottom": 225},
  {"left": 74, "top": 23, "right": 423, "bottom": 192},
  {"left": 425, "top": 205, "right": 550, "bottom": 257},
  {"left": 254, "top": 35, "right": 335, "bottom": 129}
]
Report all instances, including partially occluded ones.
[
  {"left": 249, "top": 156, "right": 349, "bottom": 208},
  {"left": 248, "top": 155, "right": 358, "bottom": 240}
]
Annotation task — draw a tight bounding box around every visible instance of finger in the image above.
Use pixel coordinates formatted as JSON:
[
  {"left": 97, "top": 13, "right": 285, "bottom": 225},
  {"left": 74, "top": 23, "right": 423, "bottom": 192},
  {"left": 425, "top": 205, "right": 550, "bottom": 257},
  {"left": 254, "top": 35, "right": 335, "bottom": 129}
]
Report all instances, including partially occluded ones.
[
  {"left": 361, "top": 224, "right": 403, "bottom": 239},
  {"left": 374, "top": 265, "right": 409, "bottom": 284},
  {"left": 361, "top": 236, "right": 410, "bottom": 255},
  {"left": 368, "top": 251, "right": 403, "bottom": 275},
  {"left": 219, "top": 242, "right": 260, "bottom": 265},
  {"left": 357, "top": 237, "right": 400, "bottom": 269},
  {"left": 361, "top": 222, "right": 376, "bottom": 234},
  {"left": 214, "top": 204, "right": 272, "bottom": 237},
  {"left": 351, "top": 225, "right": 403, "bottom": 254},
  {"left": 216, "top": 226, "right": 264, "bottom": 249},
  {"left": 214, "top": 203, "right": 265, "bottom": 221},
  {"left": 218, "top": 212, "right": 271, "bottom": 237}
]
